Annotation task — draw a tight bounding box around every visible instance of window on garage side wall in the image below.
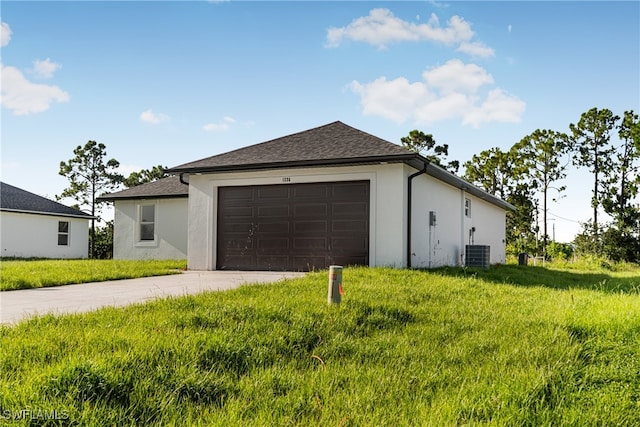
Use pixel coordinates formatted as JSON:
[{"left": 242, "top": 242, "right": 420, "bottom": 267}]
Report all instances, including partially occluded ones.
[
  {"left": 58, "top": 221, "right": 69, "bottom": 246},
  {"left": 139, "top": 204, "right": 156, "bottom": 242},
  {"left": 465, "top": 198, "right": 471, "bottom": 217}
]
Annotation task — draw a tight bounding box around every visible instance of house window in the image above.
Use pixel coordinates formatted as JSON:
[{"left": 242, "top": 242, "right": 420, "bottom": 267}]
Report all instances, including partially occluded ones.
[
  {"left": 58, "top": 221, "right": 69, "bottom": 246},
  {"left": 465, "top": 198, "right": 471, "bottom": 217},
  {"left": 139, "top": 205, "right": 156, "bottom": 241}
]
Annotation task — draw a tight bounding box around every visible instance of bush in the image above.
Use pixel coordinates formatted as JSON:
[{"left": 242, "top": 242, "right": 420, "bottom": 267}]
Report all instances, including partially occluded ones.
[
  {"left": 93, "top": 221, "right": 114, "bottom": 259},
  {"left": 600, "top": 227, "right": 640, "bottom": 263},
  {"left": 573, "top": 222, "right": 640, "bottom": 264},
  {"left": 545, "top": 241, "right": 574, "bottom": 261}
]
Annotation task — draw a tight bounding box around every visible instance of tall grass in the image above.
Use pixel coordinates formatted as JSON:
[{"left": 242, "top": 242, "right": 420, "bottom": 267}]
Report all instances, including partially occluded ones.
[
  {"left": 1, "top": 266, "right": 638, "bottom": 425},
  {"left": 436, "top": 263, "right": 640, "bottom": 294},
  {"left": 0, "top": 259, "right": 187, "bottom": 291}
]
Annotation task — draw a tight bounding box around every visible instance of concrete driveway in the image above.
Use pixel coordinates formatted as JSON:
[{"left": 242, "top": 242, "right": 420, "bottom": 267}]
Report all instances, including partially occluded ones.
[{"left": 0, "top": 271, "right": 306, "bottom": 325}]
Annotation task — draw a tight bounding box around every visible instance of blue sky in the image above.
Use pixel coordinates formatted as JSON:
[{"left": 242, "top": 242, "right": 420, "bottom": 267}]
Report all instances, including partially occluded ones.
[{"left": 2, "top": 1, "right": 638, "bottom": 242}]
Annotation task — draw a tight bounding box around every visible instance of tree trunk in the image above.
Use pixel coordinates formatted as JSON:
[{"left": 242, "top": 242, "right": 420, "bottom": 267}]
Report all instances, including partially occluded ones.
[
  {"left": 543, "top": 184, "right": 548, "bottom": 258},
  {"left": 91, "top": 181, "right": 96, "bottom": 259},
  {"left": 593, "top": 139, "right": 599, "bottom": 238}
]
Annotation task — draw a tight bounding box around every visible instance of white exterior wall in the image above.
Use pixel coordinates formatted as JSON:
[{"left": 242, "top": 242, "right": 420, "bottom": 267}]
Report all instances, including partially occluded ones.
[
  {"left": 409, "top": 169, "right": 507, "bottom": 267},
  {"left": 187, "top": 164, "right": 408, "bottom": 270},
  {"left": 468, "top": 196, "right": 507, "bottom": 264},
  {"left": 0, "top": 211, "right": 89, "bottom": 258},
  {"left": 185, "top": 163, "right": 508, "bottom": 271},
  {"left": 113, "top": 198, "right": 188, "bottom": 260},
  {"left": 409, "top": 169, "right": 465, "bottom": 268}
]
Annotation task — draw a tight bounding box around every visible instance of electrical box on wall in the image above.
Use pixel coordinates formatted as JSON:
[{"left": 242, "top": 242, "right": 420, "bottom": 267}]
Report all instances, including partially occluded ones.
[{"left": 429, "top": 211, "right": 437, "bottom": 226}]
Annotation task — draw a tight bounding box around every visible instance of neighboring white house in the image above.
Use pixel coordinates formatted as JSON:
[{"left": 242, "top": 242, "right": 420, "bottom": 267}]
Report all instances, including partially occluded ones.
[
  {"left": 97, "top": 176, "right": 189, "bottom": 260},
  {"left": 102, "top": 121, "right": 514, "bottom": 270},
  {"left": 0, "top": 182, "right": 93, "bottom": 259}
]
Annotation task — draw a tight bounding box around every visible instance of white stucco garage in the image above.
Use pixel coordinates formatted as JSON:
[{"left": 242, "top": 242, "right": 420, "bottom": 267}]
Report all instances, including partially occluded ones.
[{"left": 103, "top": 121, "right": 513, "bottom": 270}]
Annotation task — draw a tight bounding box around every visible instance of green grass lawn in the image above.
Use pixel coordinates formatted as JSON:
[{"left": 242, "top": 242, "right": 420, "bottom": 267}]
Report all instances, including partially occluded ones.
[
  {"left": 0, "top": 259, "right": 187, "bottom": 291},
  {"left": 1, "top": 265, "right": 639, "bottom": 426}
]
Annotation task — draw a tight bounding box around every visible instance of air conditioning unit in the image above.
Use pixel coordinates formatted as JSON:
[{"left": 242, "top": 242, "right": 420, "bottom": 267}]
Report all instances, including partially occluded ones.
[{"left": 465, "top": 245, "right": 490, "bottom": 268}]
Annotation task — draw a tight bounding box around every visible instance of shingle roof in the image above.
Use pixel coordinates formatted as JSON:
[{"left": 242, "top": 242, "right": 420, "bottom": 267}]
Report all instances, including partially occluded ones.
[
  {"left": 0, "top": 182, "right": 93, "bottom": 219},
  {"left": 164, "top": 120, "right": 513, "bottom": 211},
  {"left": 97, "top": 175, "right": 188, "bottom": 201},
  {"left": 167, "top": 121, "right": 417, "bottom": 173}
]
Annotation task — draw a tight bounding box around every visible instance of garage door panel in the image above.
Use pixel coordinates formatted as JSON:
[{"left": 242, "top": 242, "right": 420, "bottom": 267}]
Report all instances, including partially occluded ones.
[
  {"left": 222, "top": 255, "right": 256, "bottom": 270},
  {"left": 294, "top": 203, "right": 328, "bottom": 217},
  {"left": 332, "top": 202, "right": 368, "bottom": 216},
  {"left": 221, "top": 237, "right": 254, "bottom": 250},
  {"left": 258, "top": 205, "right": 290, "bottom": 217},
  {"left": 293, "top": 237, "right": 328, "bottom": 250},
  {"left": 258, "top": 186, "right": 290, "bottom": 199},
  {"left": 332, "top": 220, "right": 367, "bottom": 233},
  {"left": 223, "top": 187, "right": 254, "bottom": 200},
  {"left": 332, "top": 182, "right": 369, "bottom": 199},
  {"left": 257, "top": 238, "right": 289, "bottom": 250},
  {"left": 331, "top": 237, "right": 368, "bottom": 251},
  {"left": 258, "top": 222, "right": 289, "bottom": 233},
  {"left": 223, "top": 206, "right": 254, "bottom": 217},
  {"left": 256, "top": 256, "right": 290, "bottom": 269},
  {"left": 294, "top": 184, "right": 328, "bottom": 198},
  {"left": 221, "top": 223, "right": 250, "bottom": 233},
  {"left": 217, "top": 181, "right": 369, "bottom": 271},
  {"left": 294, "top": 220, "right": 328, "bottom": 233}
]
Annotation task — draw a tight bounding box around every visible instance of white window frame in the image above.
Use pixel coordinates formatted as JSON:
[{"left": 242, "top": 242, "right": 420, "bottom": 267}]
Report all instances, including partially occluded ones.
[
  {"left": 465, "top": 198, "right": 471, "bottom": 217},
  {"left": 58, "top": 221, "right": 70, "bottom": 246},
  {"left": 136, "top": 203, "right": 157, "bottom": 246}
]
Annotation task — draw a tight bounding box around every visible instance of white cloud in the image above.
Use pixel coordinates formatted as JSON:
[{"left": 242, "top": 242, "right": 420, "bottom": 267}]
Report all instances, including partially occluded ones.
[
  {"left": 422, "top": 59, "right": 493, "bottom": 94},
  {"left": 350, "top": 59, "right": 525, "bottom": 127},
  {"left": 462, "top": 88, "right": 526, "bottom": 127},
  {"left": 418, "top": 14, "right": 474, "bottom": 45},
  {"left": 415, "top": 92, "right": 474, "bottom": 124},
  {"left": 350, "top": 77, "right": 430, "bottom": 124},
  {"left": 508, "top": 24, "right": 512, "bottom": 33},
  {"left": 0, "top": 23, "right": 70, "bottom": 115},
  {"left": 140, "top": 109, "right": 170, "bottom": 124},
  {"left": 456, "top": 41, "right": 495, "bottom": 58},
  {"left": 32, "top": 58, "right": 61, "bottom": 79},
  {"left": 203, "top": 116, "right": 236, "bottom": 131},
  {"left": 326, "top": 8, "right": 492, "bottom": 56},
  {"left": 1, "top": 22, "right": 11, "bottom": 47},
  {"left": 1, "top": 64, "right": 70, "bottom": 115}
]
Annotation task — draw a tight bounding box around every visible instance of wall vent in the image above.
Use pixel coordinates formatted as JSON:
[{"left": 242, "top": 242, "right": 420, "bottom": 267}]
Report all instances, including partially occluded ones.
[{"left": 465, "top": 245, "right": 490, "bottom": 268}]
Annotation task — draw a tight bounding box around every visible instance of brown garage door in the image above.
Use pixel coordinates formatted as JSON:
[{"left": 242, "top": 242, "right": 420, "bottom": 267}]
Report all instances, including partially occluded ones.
[{"left": 217, "top": 181, "right": 369, "bottom": 271}]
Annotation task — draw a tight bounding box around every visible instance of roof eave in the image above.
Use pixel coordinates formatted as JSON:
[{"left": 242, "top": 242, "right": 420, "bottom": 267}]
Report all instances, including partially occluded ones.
[
  {"left": 166, "top": 154, "right": 418, "bottom": 174},
  {"left": 166, "top": 152, "right": 514, "bottom": 212},
  {"left": 0, "top": 208, "right": 96, "bottom": 219},
  {"left": 96, "top": 194, "right": 189, "bottom": 202}
]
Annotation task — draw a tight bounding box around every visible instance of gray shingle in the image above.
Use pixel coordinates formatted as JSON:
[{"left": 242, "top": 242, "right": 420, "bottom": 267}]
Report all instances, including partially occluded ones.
[
  {"left": 0, "top": 182, "right": 93, "bottom": 218},
  {"left": 97, "top": 176, "right": 188, "bottom": 201},
  {"left": 100, "top": 121, "right": 513, "bottom": 211},
  {"left": 167, "top": 121, "right": 416, "bottom": 173}
]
